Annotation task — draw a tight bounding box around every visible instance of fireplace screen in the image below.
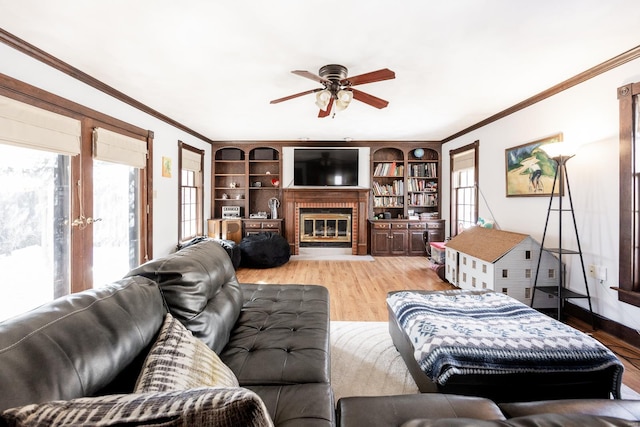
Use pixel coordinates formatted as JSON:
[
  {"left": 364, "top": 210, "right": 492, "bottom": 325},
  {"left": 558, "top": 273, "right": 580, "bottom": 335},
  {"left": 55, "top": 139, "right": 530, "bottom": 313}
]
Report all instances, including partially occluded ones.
[{"left": 300, "top": 213, "right": 352, "bottom": 243}]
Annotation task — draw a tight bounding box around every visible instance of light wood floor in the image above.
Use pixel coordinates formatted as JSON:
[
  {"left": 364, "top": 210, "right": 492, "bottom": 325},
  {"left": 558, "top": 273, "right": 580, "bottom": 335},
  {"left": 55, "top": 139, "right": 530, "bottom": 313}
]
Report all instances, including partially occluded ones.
[{"left": 236, "top": 255, "right": 640, "bottom": 394}]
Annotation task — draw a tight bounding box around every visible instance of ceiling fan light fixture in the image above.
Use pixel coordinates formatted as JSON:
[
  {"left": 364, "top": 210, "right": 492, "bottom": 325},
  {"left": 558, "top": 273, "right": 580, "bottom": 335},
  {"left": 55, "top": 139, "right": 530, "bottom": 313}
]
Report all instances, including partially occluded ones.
[
  {"left": 335, "top": 89, "right": 353, "bottom": 111},
  {"left": 315, "top": 90, "right": 332, "bottom": 110}
]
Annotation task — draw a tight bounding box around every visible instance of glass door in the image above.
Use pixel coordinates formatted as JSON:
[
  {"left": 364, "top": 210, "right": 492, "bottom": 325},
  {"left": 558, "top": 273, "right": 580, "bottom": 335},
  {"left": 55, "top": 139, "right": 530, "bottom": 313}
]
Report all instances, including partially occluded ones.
[
  {"left": 92, "top": 159, "right": 141, "bottom": 287},
  {"left": 0, "top": 144, "right": 71, "bottom": 320}
]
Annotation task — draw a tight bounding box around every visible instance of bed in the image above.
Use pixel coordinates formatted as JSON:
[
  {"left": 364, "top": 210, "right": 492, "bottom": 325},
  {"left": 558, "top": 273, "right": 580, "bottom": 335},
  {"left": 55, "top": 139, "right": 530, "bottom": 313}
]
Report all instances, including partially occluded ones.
[{"left": 387, "top": 289, "right": 624, "bottom": 403}]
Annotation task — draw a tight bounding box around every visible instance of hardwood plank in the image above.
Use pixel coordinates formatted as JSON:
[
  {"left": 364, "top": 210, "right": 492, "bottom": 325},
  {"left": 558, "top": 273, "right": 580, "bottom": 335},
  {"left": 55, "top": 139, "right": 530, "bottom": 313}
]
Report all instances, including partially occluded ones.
[
  {"left": 235, "top": 256, "right": 640, "bottom": 394},
  {"left": 236, "top": 256, "right": 453, "bottom": 321}
]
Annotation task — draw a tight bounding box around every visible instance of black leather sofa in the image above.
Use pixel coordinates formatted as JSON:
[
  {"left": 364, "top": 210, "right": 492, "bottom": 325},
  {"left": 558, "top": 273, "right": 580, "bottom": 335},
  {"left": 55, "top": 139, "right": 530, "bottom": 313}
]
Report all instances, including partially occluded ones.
[
  {"left": 0, "top": 240, "right": 333, "bottom": 426},
  {"left": 336, "top": 393, "right": 640, "bottom": 426}
]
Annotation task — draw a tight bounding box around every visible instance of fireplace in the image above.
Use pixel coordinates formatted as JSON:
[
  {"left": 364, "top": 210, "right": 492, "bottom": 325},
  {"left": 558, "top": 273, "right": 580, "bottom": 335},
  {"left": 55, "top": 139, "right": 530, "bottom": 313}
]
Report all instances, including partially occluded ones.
[
  {"left": 300, "top": 209, "right": 352, "bottom": 247},
  {"left": 283, "top": 188, "right": 369, "bottom": 255}
]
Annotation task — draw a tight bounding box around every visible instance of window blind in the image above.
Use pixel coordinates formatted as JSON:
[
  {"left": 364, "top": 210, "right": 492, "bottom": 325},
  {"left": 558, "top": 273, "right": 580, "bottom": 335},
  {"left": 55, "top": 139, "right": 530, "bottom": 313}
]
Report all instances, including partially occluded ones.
[
  {"left": 181, "top": 148, "right": 202, "bottom": 172},
  {"left": 93, "top": 127, "right": 147, "bottom": 168},
  {"left": 452, "top": 150, "right": 475, "bottom": 171},
  {"left": 0, "top": 94, "right": 81, "bottom": 156}
]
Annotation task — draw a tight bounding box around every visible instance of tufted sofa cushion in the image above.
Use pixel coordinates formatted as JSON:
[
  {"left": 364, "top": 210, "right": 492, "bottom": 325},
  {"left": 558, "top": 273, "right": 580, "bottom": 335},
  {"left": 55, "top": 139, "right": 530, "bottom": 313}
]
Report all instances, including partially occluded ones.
[
  {"left": 127, "top": 240, "right": 244, "bottom": 353},
  {"left": 0, "top": 277, "right": 165, "bottom": 412},
  {"left": 220, "top": 283, "right": 331, "bottom": 385}
]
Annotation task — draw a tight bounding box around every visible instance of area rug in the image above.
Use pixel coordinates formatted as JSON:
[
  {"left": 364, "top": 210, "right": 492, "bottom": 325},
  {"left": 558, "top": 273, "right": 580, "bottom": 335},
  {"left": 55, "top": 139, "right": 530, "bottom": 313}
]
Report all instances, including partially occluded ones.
[
  {"left": 329, "top": 321, "right": 640, "bottom": 401},
  {"left": 330, "top": 321, "right": 418, "bottom": 401}
]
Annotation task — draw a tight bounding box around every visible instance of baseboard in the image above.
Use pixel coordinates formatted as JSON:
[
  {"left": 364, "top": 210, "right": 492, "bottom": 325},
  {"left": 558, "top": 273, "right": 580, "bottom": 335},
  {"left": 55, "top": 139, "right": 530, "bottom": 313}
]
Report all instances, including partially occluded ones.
[{"left": 565, "top": 302, "right": 640, "bottom": 348}]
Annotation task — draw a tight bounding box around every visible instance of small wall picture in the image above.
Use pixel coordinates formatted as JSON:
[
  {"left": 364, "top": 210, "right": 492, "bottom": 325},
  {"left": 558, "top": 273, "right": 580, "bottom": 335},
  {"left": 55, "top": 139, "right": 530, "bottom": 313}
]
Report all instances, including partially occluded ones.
[
  {"left": 162, "top": 156, "right": 172, "bottom": 178},
  {"left": 505, "top": 133, "right": 563, "bottom": 197}
]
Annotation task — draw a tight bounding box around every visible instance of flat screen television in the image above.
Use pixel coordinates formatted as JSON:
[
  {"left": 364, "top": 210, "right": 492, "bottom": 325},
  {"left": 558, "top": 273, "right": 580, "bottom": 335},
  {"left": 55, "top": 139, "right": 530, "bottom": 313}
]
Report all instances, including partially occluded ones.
[{"left": 293, "top": 148, "right": 359, "bottom": 186}]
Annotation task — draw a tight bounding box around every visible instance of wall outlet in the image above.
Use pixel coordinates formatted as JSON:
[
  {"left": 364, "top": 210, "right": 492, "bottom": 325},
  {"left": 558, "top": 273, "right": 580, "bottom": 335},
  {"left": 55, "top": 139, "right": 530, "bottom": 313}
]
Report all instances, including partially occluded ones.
[
  {"left": 588, "top": 264, "right": 607, "bottom": 281},
  {"left": 596, "top": 265, "right": 607, "bottom": 281}
]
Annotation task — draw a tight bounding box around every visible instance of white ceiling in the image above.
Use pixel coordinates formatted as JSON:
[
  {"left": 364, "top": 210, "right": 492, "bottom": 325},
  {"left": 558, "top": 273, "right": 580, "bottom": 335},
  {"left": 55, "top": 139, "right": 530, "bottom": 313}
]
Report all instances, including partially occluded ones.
[{"left": 2, "top": 1, "right": 640, "bottom": 142}]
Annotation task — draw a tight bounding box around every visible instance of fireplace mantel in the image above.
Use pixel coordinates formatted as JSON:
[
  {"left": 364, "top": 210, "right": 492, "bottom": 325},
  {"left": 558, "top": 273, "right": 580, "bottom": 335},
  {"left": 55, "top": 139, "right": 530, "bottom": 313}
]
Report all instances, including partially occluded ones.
[{"left": 283, "top": 188, "right": 370, "bottom": 255}]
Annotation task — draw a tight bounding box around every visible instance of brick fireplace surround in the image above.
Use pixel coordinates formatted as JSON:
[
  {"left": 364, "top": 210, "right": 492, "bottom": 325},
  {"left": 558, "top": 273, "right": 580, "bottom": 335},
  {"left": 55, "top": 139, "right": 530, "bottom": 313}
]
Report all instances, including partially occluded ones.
[{"left": 283, "top": 188, "right": 370, "bottom": 255}]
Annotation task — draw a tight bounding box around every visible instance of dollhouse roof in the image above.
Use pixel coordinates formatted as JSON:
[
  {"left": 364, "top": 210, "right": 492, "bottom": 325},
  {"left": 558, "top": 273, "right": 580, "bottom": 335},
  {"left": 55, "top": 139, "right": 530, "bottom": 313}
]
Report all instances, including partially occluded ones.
[{"left": 445, "top": 226, "right": 530, "bottom": 263}]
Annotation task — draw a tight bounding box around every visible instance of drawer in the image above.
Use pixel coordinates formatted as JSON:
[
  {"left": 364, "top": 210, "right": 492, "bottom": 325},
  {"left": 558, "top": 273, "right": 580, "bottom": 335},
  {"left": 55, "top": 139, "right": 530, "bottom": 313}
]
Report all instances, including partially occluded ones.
[
  {"left": 244, "top": 222, "right": 262, "bottom": 229},
  {"left": 408, "top": 223, "right": 426, "bottom": 229},
  {"left": 427, "top": 221, "right": 444, "bottom": 229},
  {"left": 372, "top": 222, "right": 390, "bottom": 229},
  {"left": 261, "top": 222, "right": 279, "bottom": 229},
  {"left": 392, "top": 223, "right": 407, "bottom": 229}
]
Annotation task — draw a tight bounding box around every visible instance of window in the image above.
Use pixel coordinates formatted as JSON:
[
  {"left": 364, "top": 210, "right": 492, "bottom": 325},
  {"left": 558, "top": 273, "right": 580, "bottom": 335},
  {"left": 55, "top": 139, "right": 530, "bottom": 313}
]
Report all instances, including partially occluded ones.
[
  {"left": 525, "top": 269, "right": 532, "bottom": 278},
  {"left": 179, "top": 142, "right": 204, "bottom": 242},
  {"left": 502, "top": 269, "right": 508, "bottom": 278},
  {"left": 525, "top": 250, "right": 531, "bottom": 259},
  {"left": 450, "top": 141, "right": 479, "bottom": 237},
  {"left": 0, "top": 144, "right": 71, "bottom": 320},
  {"left": 0, "top": 82, "right": 152, "bottom": 321},
  {"left": 618, "top": 82, "right": 640, "bottom": 307}
]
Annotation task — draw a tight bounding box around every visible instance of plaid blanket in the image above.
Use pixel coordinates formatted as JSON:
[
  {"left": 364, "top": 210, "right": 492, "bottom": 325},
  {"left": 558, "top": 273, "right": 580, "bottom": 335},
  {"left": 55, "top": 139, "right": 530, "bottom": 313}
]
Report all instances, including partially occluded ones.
[{"left": 387, "top": 289, "right": 623, "bottom": 397}]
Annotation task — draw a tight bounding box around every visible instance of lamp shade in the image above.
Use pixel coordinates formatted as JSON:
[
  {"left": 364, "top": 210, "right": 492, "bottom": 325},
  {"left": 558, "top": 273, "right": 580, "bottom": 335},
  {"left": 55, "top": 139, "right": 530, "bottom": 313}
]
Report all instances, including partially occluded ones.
[
  {"left": 335, "top": 90, "right": 353, "bottom": 111},
  {"left": 539, "top": 142, "right": 576, "bottom": 159},
  {"left": 315, "top": 90, "right": 331, "bottom": 110}
]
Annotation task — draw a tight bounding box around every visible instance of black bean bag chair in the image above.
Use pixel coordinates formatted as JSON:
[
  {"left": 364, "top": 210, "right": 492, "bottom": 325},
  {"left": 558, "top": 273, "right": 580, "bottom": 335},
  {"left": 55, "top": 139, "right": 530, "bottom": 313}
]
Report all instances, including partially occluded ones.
[{"left": 239, "top": 232, "right": 290, "bottom": 268}]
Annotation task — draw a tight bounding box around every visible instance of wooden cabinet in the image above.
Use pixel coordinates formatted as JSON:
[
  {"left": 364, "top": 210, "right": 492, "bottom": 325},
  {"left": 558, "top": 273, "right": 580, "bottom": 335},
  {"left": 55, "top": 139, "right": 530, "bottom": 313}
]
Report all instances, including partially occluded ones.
[
  {"left": 371, "top": 147, "right": 405, "bottom": 220},
  {"left": 371, "top": 146, "right": 440, "bottom": 221},
  {"left": 369, "top": 219, "right": 444, "bottom": 256},
  {"left": 370, "top": 221, "right": 407, "bottom": 256},
  {"left": 243, "top": 219, "right": 283, "bottom": 236},
  {"left": 369, "top": 144, "right": 442, "bottom": 256},
  {"left": 212, "top": 146, "right": 281, "bottom": 219},
  {"left": 213, "top": 148, "right": 247, "bottom": 218}
]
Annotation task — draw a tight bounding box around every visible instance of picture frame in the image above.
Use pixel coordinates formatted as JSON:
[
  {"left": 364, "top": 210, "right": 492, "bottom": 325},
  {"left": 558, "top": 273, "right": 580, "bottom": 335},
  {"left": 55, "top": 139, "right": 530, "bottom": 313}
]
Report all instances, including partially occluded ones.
[
  {"left": 505, "top": 133, "right": 563, "bottom": 197},
  {"left": 162, "top": 156, "right": 172, "bottom": 178}
]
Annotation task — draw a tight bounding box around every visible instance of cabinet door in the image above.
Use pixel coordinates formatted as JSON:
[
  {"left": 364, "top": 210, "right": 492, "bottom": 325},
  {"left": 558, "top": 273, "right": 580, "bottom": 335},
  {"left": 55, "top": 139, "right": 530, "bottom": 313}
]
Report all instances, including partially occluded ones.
[
  {"left": 426, "top": 220, "right": 445, "bottom": 242},
  {"left": 408, "top": 230, "right": 427, "bottom": 256},
  {"left": 390, "top": 230, "right": 408, "bottom": 255},
  {"left": 371, "top": 228, "right": 391, "bottom": 255}
]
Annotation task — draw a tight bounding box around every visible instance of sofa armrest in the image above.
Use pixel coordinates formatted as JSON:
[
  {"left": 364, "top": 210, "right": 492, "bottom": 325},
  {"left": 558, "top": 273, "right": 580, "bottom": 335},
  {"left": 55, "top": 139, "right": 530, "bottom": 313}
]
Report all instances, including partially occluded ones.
[{"left": 1, "top": 387, "right": 273, "bottom": 427}]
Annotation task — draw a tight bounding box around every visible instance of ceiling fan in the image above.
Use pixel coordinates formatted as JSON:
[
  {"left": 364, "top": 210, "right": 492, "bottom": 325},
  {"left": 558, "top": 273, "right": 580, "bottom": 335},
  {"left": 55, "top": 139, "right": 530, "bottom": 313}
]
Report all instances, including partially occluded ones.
[{"left": 270, "top": 64, "right": 395, "bottom": 118}]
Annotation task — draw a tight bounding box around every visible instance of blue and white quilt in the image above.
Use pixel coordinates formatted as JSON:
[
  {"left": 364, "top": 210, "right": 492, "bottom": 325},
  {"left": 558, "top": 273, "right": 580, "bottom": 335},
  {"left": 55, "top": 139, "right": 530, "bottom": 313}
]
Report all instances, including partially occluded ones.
[{"left": 387, "top": 290, "right": 623, "bottom": 397}]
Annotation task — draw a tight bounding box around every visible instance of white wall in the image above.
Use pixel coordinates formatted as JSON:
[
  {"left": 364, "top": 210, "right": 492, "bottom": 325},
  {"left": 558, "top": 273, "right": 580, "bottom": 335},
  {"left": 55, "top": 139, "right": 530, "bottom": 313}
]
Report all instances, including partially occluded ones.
[
  {"left": 0, "top": 43, "right": 212, "bottom": 256},
  {"left": 442, "top": 58, "right": 640, "bottom": 330}
]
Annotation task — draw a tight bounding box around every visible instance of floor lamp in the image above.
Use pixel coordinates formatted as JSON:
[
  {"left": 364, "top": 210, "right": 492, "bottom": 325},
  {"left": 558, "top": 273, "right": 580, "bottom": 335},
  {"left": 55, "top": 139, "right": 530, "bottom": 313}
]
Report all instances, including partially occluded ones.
[{"left": 531, "top": 143, "right": 594, "bottom": 327}]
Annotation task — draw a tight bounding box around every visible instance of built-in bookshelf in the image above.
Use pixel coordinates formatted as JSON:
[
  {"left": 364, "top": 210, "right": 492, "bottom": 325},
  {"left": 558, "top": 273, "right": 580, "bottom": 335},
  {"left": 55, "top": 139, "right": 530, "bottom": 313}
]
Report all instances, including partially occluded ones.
[
  {"left": 212, "top": 146, "right": 281, "bottom": 219},
  {"left": 371, "top": 148, "right": 405, "bottom": 217},
  {"left": 406, "top": 147, "right": 439, "bottom": 219},
  {"left": 371, "top": 146, "right": 440, "bottom": 220}
]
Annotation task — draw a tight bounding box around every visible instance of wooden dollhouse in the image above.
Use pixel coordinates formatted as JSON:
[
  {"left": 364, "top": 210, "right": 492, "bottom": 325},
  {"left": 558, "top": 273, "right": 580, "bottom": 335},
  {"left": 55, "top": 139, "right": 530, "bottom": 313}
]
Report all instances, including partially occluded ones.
[{"left": 444, "top": 226, "right": 558, "bottom": 308}]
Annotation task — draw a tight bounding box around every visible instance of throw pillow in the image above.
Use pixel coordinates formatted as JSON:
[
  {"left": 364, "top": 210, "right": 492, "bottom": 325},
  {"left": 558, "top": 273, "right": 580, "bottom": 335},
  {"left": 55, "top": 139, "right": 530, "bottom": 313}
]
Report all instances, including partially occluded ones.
[
  {"left": 1, "top": 387, "right": 273, "bottom": 427},
  {"left": 134, "top": 313, "right": 239, "bottom": 393}
]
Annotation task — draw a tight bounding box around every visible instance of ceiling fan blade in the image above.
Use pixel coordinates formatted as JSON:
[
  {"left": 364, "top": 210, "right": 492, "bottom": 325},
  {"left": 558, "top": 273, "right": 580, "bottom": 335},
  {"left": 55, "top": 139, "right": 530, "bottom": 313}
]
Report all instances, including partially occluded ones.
[
  {"left": 351, "top": 88, "right": 389, "bottom": 109},
  {"left": 292, "top": 70, "right": 328, "bottom": 84},
  {"left": 270, "top": 88, "right": 320, "bottom": 104},
  {"left": 318, "top": 98, "right": 334, "bottom": 118},
  {"left": 343, "top": 68, "right": 395, "bottom": 86}
]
